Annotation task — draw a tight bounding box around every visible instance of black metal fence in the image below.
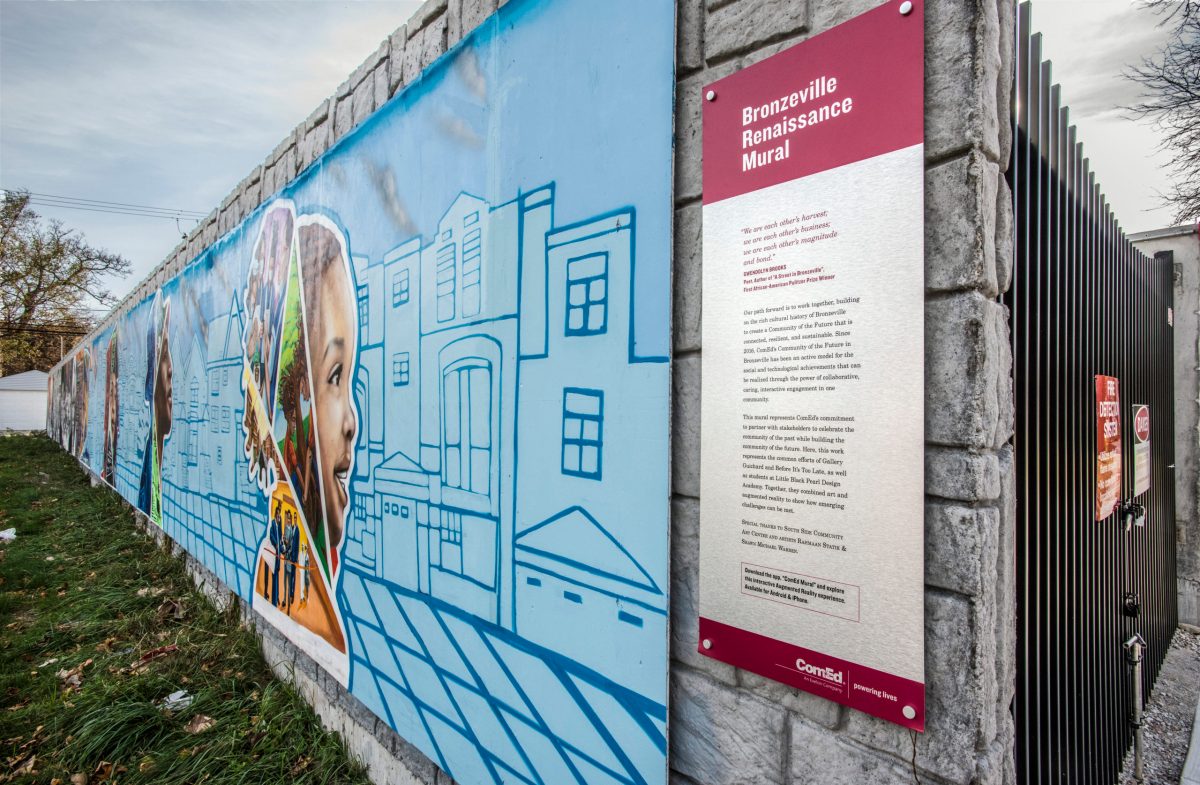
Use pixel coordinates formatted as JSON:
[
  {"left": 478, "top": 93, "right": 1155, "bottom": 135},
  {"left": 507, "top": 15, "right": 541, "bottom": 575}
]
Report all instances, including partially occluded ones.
[{"left": 1008, "top": 4, "right": 1178, "bottom": 784}]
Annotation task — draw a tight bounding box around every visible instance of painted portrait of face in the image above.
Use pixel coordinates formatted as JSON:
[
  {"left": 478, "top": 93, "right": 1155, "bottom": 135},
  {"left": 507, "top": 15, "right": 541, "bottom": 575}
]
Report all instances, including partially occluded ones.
[
  {"left": 297, "top": 218, "right": 358, "bottom": 555},
  {"left": 103, "top": 333, "right": 119, "bottom": 485},
  {"left": 73, "top": 348, "right": 90, "bottom": 459},
  {"left": 154, "top": 301, "right": 173, "bottom": 442}
]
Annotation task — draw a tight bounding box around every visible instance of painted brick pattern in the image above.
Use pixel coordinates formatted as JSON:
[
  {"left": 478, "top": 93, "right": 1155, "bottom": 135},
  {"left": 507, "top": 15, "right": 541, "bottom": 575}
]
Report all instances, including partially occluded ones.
[{"left": 71, "top": 1, "right": 1019, "bottom": 784}]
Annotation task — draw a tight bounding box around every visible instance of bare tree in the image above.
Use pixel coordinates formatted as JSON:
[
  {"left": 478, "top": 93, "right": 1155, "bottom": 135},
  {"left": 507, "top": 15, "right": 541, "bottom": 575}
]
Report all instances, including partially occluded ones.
[
  {"left": 0, "top": 190, "right": 131, "bottom": 373},
  {"left": 1128, "top": 0, "right": 1200, "bottom": 223}
]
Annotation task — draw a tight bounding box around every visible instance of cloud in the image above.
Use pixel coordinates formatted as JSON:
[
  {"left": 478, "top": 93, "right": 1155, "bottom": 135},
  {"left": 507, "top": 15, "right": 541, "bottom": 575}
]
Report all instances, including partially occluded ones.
[{"left": 0, "top": 0, "right": 421, "bottom": 303}]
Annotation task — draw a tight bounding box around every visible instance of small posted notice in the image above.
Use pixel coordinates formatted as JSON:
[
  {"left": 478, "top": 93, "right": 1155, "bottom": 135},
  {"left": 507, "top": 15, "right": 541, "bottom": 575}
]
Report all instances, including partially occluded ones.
[
  {"left": 698, "top": 0, "right": 926, "bottom": 731},
  {"left": 1133, "top": 404, "right": 1150, "bottom": 498},
  {"left": 1095, "top": 376, "right": 1122, "bottom": 521}
]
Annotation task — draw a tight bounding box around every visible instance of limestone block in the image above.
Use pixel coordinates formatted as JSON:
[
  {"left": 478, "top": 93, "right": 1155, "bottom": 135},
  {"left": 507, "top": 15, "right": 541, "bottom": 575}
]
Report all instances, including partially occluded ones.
[
  {"left": 925, "top": 445, "right": 1001, "bottom": 501},
  {"left": 670, "top": 667, "right": 788, "bottom": 785},
  {"left": 334, "top": 95, "right": 355, "bottom": 141},
  {"left": 925, "top": 501, "right": 999, "bottom": 597},
  {"left": 244, "top": 167, "right": 264, "bottom": 209},
  {"left": 789, "top": 717, "right": 917, "bottom": 785},
  {"left": 738, "top": 669, "right": 844, "bottom": 728},
  {"left": 278, "top": 146, "right": 298, "bottom": 187},
  {"left": 995, "top": 0, "right": 1015, "bottom": 171},
  {"left": 926, "top": 151, "right": 1000, "bottom": 296},
  {"left": 674, "top": 201, "right": 702, "bottom": 353},
  {"left": 301, "top": 119, "right": 332, "bottom": 171},
  {"left": 995, "top": 175, "right": 1013, "bottom": 295},
  {"left": 677, "top": 0, "right": 704, "bottom": 74},
  {"left": 670, "top": 496, "right": 737, "bottom": 683},
  {"left": 373, "top": 64, "right": 390, "bottom": 112},
  {"left": 419, "top": 13, "right": 448, "bottom": 71},
  {"left": 403, "top": 15, "right": 448, "bottom": 85},
  {"left": 374, "top": 722, "right": 441, "bottom": 783},
  {"left": 674, "top": 71, "right": 705, "bottom": 203},
  {"left": 925, "top": 292, "right": 1006, "bottom": 448},
  {"left": 925, "top": 0, "right": 1002, "bottom": 162},
  {"left": 305, "top": 98, "right": 330, "bottom": 132},
  {"left": 705, "top": 0, "right": 808, "bottom": 61},
  {"left": 389, "top": 27, "right": 409, "bottom": 95},
  {"left": 809, "top": 0, "right": 888, "bottom": 32},
  {"left": 406, "top": 0, "right": 448, "bottom": 37},
  {"left": 449, "top": 0, "right": 497, "bottom": 47},
  {"left": 672, "top": 352, "right": 701, "bottom": 498},
  {"left": 844, "top": 591, "right": 989, "bottom": 784},
  {"left": 351, "top": 72, "right": 375, "bottom": 126}
]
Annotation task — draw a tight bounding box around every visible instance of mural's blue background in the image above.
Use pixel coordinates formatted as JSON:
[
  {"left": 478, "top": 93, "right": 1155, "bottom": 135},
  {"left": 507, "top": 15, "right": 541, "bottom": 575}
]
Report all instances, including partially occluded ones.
[{"left": 47, "top": 1, "right": 674, "bottom": 784}]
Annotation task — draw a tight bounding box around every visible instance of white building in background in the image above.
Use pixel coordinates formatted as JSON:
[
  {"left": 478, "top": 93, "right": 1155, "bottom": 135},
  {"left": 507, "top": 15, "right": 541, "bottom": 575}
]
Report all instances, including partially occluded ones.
[{"left": 0, "top": 370, "right": 49, "bottom": 431}]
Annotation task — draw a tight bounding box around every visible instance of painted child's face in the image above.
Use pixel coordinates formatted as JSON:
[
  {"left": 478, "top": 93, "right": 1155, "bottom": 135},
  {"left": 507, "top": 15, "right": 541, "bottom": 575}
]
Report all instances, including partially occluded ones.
[
  {"left": 308, "top": 243, "right": 356, "bottom": 550},
  {"left": 154, "top": 309, "right": 173, "bottom": 438}
]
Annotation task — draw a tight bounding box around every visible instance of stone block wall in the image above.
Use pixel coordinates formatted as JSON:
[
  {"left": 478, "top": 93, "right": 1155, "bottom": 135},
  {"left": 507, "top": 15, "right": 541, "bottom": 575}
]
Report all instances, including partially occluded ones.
[{"left": 72, "top": 1, "right": 1020, "bottom": 783}]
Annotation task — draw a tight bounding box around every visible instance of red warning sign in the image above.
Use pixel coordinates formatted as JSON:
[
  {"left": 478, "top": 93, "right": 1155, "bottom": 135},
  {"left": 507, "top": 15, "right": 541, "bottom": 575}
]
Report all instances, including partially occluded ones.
[{"left": 1095, "top": 376, "right": 1122, "bottom": 521}]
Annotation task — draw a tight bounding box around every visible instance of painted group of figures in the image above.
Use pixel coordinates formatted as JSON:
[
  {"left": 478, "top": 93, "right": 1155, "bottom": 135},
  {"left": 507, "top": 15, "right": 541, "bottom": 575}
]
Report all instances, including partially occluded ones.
[{"left": 264, "top": 500, "right": 312, "bottom": 613}]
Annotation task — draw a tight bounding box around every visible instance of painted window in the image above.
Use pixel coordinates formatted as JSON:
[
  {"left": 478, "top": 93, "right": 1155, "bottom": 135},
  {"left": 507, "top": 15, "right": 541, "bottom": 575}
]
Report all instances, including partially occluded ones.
[
  {"left": 565, "top": 252, "right": 608, "bottom": 336},
  {"left": 357, "top": 284, "right": 369, "bottom": 333},
  {"left": 436, "top": 243, "right": 456, "bottom": 323},
  {"left": 391, "top": 268, "right": 410, "bottom": 307},
  {"left": 462, "top": 225, "right": 482, "bottom": 318},
  {"left": 392, "top": 352, "right": 411, "bottom": 387},
  {"left": 562, "top": 388, "right": 603, "bottom": 479},
  {"left": 441, "top": 358, "right": 492, "bottom": 496}
]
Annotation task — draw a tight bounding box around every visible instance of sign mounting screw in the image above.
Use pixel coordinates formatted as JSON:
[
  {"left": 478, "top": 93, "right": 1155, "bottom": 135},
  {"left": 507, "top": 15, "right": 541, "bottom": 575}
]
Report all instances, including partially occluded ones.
[
  {"left": 706, "top": 90, "right": 716, "bottom": 102},
  {"left": 899, "top": 1, "right": 913, "bottom": 14},
  {"left": 902, "top": 705, "right": 917, "bottom": 720},
  {"left": 702, "top": 638, "right": 713, "bottom": 650}
]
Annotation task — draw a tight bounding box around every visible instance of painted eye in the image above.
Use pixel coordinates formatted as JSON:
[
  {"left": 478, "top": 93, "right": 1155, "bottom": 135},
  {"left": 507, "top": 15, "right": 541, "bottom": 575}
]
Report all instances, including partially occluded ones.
[{"left": 329, "top": 363, "right": 343, "bottom": 387}]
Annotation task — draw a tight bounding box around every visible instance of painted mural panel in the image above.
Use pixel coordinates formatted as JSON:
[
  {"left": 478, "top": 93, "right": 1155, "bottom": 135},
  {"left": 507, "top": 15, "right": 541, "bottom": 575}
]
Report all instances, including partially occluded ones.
[{"left": 46, "top": 1, "right": 673, "bottom": 783}]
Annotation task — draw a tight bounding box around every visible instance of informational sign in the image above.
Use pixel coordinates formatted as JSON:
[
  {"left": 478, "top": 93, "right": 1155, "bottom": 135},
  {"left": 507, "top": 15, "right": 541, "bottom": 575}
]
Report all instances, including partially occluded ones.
[
  {"left": 1133, "top": 404, "right": 1150, "bottom": 497},
  {"left": 1095, "top": 376, "right": 1122, "bottom": 520},
  {"left": 697, "top": 0, "right": 925, "bottom": 730}
]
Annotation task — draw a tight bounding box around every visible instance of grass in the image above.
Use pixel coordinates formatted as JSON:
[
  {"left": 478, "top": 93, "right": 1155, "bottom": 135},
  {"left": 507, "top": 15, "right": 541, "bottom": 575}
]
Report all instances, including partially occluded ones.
[{"left": 0, "top": 434, "right": 372, "bottom": 784}]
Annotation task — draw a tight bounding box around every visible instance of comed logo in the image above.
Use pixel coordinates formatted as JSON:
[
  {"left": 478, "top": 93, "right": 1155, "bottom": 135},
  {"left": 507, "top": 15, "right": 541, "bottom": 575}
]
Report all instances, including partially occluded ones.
[{"left": 795, "top": 658, "right": 844, "bottom": 686}]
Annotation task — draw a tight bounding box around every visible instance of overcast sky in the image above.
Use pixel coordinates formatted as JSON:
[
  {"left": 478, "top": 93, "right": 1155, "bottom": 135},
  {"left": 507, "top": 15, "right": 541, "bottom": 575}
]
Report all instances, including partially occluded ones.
[
  {"left": 0, "top": 0, "right": 1187, "bottom": 310},
  {"left": 0, "top": 0, "right": 421, "bottom": 311}
]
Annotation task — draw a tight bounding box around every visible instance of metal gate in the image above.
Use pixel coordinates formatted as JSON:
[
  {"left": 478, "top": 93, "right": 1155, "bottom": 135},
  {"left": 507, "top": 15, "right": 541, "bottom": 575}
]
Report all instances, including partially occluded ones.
[{"left": 1008, "top": 4, "right": 1178, "bottom": 784}]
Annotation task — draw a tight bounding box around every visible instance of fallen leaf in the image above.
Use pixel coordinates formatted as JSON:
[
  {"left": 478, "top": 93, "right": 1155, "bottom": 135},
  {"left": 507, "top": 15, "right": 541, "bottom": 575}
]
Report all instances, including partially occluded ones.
[
  {"left": 94, "top": 637, "right": 118, "bottom": 653},
  {"left": 12, "top": 753, "right": 36, "bottom": 776},
  {"left": 55, "top": 659, "right": 92, "bottom": 693},
  {"left": 289, "top": 755, "right": 314, "bottom": 775},
  {"left": 90, "top": 760, "right": 114, "bottom": 782},
  {"left": 155, "top": 598, "right": 185, "bottom": 623},
  {"left": 70, "top": 775, "right": 87, "bottom": 785},
  {"left": 128, "top": 644, "right": 178, "bottom": 673},
  {"left": 185, "top": 714, "right": 215, "bottom": 734},
  {"left": 136, "top": 587, "right": 166, "bottom": 598}
]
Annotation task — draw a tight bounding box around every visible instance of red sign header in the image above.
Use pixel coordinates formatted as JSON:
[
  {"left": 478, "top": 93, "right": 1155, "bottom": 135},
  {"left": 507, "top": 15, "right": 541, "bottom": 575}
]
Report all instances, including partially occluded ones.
[{"left": 701, "top": 0, "right": 924, "bottom": 205}]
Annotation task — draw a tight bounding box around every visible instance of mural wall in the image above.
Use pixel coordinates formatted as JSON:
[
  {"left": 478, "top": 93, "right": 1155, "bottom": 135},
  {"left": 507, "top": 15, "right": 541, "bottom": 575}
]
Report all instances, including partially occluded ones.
[{"left": 46, "top": 1, "right": 674, "bottom": 783}]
